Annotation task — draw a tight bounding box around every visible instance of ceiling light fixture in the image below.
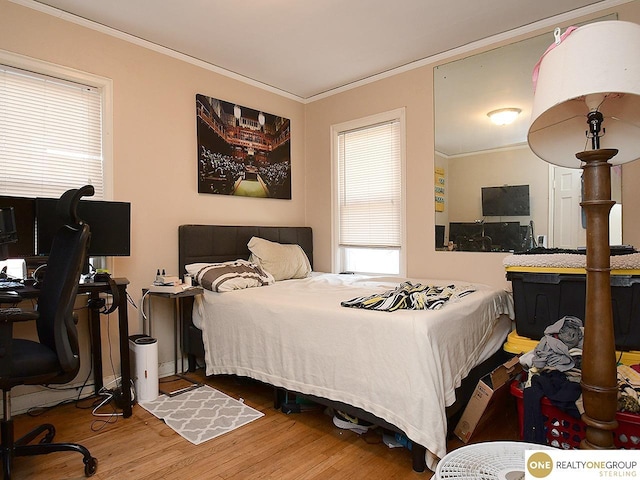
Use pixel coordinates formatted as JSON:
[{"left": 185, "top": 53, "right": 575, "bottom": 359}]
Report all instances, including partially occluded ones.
[{"left": 487, "top": 108, "right": 521, "bottom": 125}]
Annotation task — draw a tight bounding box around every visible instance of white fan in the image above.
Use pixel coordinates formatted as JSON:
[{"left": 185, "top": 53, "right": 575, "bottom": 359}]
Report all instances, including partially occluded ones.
[{"left": 435, "top": 441, "right": 555, "bottom": 480}]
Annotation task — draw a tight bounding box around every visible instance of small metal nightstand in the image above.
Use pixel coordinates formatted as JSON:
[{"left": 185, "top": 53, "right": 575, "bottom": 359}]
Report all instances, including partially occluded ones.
[{"left": 143, "top": 286, "right": 204, "bottom": 396}]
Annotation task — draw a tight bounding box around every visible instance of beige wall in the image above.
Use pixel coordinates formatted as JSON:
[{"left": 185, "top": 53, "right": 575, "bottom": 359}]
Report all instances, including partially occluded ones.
[
  {"left": 306, "top": 1, "right": 640, "bottom": 289},
  {"left": 0, "top": 0, "right": 306, "bottom": 401},
  {"left": 447, "top": 148, "right": 549, "bottom": 235},
  {"left": 306, "top": 68, "right": 435, "bottom": 276},
  {"left": 2, "top": 0, "right": 640, "bottom": 408}
]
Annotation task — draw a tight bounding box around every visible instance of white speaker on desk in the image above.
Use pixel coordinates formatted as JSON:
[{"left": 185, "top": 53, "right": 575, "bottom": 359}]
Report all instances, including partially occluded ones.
[
  {"left": 536, "top": 235, "right": 547, "bottom": 248},
  {"left": 0, "top": 258, "right": 26, "bottom": 279},
  {"left": 128, "top": 335, "right": 159, "bottom": 403}
]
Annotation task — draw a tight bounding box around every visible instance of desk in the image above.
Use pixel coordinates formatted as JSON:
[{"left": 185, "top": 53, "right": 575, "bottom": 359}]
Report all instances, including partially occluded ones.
[{"left": 11, "top": 278, "right": 132, "bottom": 418}]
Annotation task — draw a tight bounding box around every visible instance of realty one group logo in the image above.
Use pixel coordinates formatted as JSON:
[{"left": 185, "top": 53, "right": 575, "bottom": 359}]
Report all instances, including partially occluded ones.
[
  {"left": 526, "top": 449, "right": 639, "bottom": 479},
  {"left": 527, "top": 452, "right": 554, "bottom": 478}
]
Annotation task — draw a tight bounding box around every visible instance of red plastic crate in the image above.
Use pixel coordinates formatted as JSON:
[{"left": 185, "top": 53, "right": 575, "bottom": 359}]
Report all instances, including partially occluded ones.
[{"left": 510, "top": 379, "right": 640, "bottom": 449}]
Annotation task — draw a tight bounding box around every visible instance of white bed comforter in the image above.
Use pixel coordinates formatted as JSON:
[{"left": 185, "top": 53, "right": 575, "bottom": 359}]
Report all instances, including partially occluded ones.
[{"left": 192, "top": 273, "right": 514, "bottom": 470}]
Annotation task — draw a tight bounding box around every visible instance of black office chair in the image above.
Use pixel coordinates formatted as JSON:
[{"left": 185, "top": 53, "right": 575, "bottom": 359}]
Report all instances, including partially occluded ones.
[{"left": 0, "top": 185, "right": 98, "bottom": 479}]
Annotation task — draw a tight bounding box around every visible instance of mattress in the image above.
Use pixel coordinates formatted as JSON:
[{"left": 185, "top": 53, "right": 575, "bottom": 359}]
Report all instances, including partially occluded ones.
[{"left": 192, "top": 272, "right": 514, "bottom": 469}]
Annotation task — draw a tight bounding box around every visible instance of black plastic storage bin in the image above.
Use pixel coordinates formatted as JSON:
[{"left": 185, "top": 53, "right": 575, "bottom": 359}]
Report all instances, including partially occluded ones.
[{"left": 507, "top": 270, "right": 640, "bottom": 351}]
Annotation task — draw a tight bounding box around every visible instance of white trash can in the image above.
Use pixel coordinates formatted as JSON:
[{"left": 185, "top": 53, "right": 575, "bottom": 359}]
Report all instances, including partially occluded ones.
[{"left": 128, "top": 335, "right": 159, "bottom": 403}]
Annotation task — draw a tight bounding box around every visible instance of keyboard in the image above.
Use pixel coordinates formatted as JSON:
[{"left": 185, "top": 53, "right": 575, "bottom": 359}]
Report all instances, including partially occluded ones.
[
  {"left": 0, "top": 307, "right": 21, "bottom": 314},
  {"left": 0, "top": 307, "right": 22, "bottom": 319},
  {"left": 0, "top": 281, "right": 24, "bottom": 290}
]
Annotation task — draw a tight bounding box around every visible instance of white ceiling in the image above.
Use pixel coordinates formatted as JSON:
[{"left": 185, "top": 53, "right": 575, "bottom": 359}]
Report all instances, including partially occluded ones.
[
  {"left": 25, "top": 0, "right": 622, "bottom": 101},
  {"left": 434, "top": 32, "right": 556, "bottom": 157}
]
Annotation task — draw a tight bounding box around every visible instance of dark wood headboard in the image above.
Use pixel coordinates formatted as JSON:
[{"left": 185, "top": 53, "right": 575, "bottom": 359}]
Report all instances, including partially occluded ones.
[{"left": 178, "top": 225, "right": 313, "bottom": 274}]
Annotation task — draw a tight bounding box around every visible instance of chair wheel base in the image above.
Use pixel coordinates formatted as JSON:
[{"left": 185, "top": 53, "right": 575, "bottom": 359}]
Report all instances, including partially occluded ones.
[
  {"left": 39, "top": 426, "right": 55, "bottom": 444},
  {"left": 84, "top": 456, "right": 98, "bottom": 477}
]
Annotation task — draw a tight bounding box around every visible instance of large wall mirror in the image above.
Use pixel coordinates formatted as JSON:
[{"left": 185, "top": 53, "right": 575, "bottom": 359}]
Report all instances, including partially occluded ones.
[{"left": 433, "top": 15, "right": 621, "bottom": 253}]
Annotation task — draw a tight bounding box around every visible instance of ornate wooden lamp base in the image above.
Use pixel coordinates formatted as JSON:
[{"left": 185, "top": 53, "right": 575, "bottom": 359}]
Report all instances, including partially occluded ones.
[{"left": 576, "top": 148, "right": 619, "bottom": 449}]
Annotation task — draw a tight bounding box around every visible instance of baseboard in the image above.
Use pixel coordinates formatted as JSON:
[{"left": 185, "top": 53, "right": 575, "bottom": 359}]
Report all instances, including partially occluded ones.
[
  {"left": 158, "top": 360, "right": 178, "bottom": 378},
  {"left": 4, "top": 360, "right": 181, "bottom": 416},
  {"left": 6, "top": 374, "right": 120, "bottom": 416}
]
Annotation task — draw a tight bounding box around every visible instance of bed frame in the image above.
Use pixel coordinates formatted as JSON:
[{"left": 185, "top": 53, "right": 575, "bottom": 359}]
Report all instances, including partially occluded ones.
[{"left": 177, "top": 224, "right": 508, "bottom": 472}]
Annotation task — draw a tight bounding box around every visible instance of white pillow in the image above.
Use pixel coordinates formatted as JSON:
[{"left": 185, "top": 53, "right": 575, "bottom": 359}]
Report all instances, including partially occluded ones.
[
  {"left": 185, "top": 260, "right": 274, "bottom": 292},
  {"left": 247, "top": 236, "right": 311, "bottom": 281}
]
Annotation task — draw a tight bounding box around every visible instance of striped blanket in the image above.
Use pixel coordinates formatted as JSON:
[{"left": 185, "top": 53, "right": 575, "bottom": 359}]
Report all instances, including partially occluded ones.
[{"left": 340, "top": 281, "right": 476, "bottom": 312}]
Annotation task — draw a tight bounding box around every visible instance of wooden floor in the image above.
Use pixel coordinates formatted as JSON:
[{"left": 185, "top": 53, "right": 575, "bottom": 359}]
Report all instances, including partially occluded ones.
[{"left": 7, "top": 370, "right": 520, "bottom": 479}]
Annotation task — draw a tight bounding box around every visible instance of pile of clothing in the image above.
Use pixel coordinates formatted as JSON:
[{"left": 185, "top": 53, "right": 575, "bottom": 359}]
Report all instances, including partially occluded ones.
[
  {"left": 618, "top": 364, "right": 640, "bottom": 413},
  {"left": 518, "top": 315, "right": 640, "bottom": 444},
  {"left": 519, "top": 316, "right": 584, "bottom": 444}
]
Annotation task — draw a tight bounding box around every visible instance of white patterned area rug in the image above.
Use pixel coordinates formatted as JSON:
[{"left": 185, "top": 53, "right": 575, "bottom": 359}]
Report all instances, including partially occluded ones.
[{"left": 139, "top": 385, "right": 264, "bottom": 445}]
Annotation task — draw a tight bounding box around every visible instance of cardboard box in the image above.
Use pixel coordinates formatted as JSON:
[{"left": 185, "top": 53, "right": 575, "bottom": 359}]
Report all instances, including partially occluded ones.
[{"left": 454, "top": 355, "right": 522, "bottom": 443}]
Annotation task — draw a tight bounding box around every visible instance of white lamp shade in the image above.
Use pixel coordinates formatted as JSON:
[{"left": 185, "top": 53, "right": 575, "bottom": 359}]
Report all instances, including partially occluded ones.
[{"left": 528, "top": 20, "right": 640, "bottom": 167}]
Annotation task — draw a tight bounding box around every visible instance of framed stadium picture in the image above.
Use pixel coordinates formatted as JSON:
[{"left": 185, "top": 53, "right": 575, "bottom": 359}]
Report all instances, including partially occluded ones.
[{"left": 196, "top": 94, "right": 292, "bottom": 199}]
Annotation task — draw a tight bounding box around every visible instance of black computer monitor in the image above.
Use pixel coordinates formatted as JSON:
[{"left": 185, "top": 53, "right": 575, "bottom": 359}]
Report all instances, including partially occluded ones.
[
  {"left": 0, "top": 196, "right": 36, "bottom": 257},
  {"left": 448, "top": 222, "right": 483, "bottom": 245},
  {"left": 435, "top": 225, "right": 445, "bottom": 249},
  {"left": 35, "top": 198, "right": 131, "bottom": 257},
  {"left": 0, "top": 207, "right": 18, "bottom": 261},
  {"left": 482, "top": 222, "right": 523, "bottom": 252}
]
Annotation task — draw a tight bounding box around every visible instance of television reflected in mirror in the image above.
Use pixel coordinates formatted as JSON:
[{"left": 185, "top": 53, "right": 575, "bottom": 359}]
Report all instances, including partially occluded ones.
[{"left": 481, "top": 185, "right": 530, "bottom": 217}]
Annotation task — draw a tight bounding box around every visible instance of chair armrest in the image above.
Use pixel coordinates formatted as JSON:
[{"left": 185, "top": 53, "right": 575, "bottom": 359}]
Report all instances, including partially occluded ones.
[{"left": 0, "top": 309, "right": 39, "bottom": 323}]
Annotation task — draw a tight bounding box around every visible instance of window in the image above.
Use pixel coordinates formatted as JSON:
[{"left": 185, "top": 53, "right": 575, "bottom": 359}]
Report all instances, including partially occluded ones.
[
  {"left": 332, "top": 109, "right": 406, "bottom": 275},
  {"left": 0, "top": 51, "right": 112, "bottom": 200}
]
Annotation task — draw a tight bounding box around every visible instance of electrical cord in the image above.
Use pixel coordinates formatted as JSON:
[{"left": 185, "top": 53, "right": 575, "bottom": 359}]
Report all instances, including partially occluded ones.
[
  {"left": 73, "top": 388, "right": 122, "bottom": 431},
  {"left": 25, "top": 397, "right": 71, "bottom": 416},
  {"left": 139, "top": 290, "right": 151, "bottom": 323},
  {"left": 107, "top": 306, "right": 124, "bottom": 400},
  {"left": 28, "top": 365, "right": 99, "bottom": 418},
  {"left": 77, "top": 302, "right": 130, "bottom": 427},
  {"left": 126, "top": 291, "right": 138, "bottom": 309},
  {"left": 91, "top": 388, "right": 122, "bottom": 418}
]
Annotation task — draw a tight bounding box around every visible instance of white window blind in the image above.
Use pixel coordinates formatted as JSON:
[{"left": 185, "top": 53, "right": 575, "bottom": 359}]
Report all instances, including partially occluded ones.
[
  {"left": 338, "top": 120, "right": 401, "bottom": 248},
  {"left": 0, "top": 64, "right": 104, "bottom": 199}
]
